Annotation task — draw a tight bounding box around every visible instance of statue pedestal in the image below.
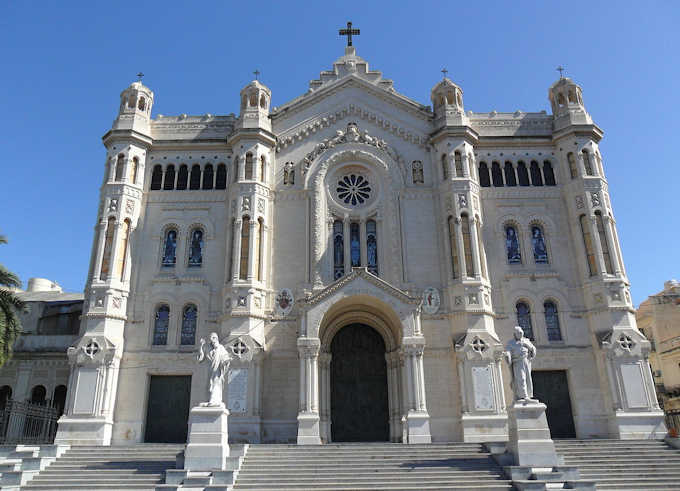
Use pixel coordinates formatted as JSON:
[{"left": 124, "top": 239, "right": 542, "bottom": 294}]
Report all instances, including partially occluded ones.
[
  {"left": 507, "top": 401, "right": 559, "bottom": 467},
  {"left": 184, "top": 405, "right": 230, "bottom": 471}
]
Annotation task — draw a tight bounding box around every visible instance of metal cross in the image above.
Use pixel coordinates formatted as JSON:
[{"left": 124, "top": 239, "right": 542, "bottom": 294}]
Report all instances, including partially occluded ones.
[
  {"left": 441, "top": 68, "right": 448, "bottom": 78},
  {"left": 137, "top": 72, "right": 144, "bottom": 82},
  {"left": 232, "top": 340, "right": 248, "bottom": 356},
  {"left": 339, "top": 21, "right": 360, "bottom": 47},
  {"left": 556, "top": 66, "right": 565, "bottom": 79},
  {"left": 84, "top": 341, "right": 100, "bottom": 357},
  {"left": 471, "top": 337, "right": 487, "bottom": 354},
  {"left": 253, "top": 69, "right": 260, "bottom": 81}
]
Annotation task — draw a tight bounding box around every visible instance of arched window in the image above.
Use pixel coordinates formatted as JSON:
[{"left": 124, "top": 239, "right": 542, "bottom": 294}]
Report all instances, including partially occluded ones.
[
  {"left": 461, "top": 214, "right": 474, "bottom": 277},
  {"left": 411, "top": 160, "right": 423, "bottom": 184},
  {"left": 595, "top": 211, "right": 613, "bottom": 274},
  {"left": 531, "top": 225, "right": 548, "bottom": 264},
  {"left": 100, "top": 217, "right": 116, "bottom": 279},
  {"left": 568, "top": 89, "right": 577, "bottom": 104},
  {"left": 260, "top": 156, "right": 266, "bottom": 183},
  {"left": 505, "top": 225, "right": 521, "bottom": 264},
  {"left": 180, "top": 304, "right": 197, "bottom": 345},
  {"left": 176, "top": 165, "right": 188, "bottom": 190},
  {"left": 150, "top": 165, "right": 163, "bottom": 190},
  {"left": 129, "top": 157, "right": 139, "bottom": 184},
  {"left": 491, "top": 162, "right": 504, "bottom": 187},
  {"left": 516, "top": 302, "right": 534, "bottom": 340},
  {"left": 52, "top": 385, "right": 67, "bottom": 416},
  {"left": 0, "top": 386, "right": 12, "bottom": 410},
  {"left": 163, "top": 165, "right": 175, "bottom": 190},
  {"left": 189, "top": 164, "right": 201, "bottom": 190},
  {"left": 567, "top": 153, "right": 578, "bottom": 179},
  {"left": 114, "top": 219, "right": 130, "bottom": 280},
  {"left": 530, "top": 161, "right": 543, "bottom": 186},
  {"left": 557, "top": 93, "right": 566, "bottom": 106},
  {"left": 31, "top": 385, "right": 47, "bottom": 405},
  {"left": 128, "top": 95, "right": 136, "bottom": 108},
  {"left": 367, "top": 219, "right": 378, "bottom": 275},
  {"left": 153, "top": 305, "right": 169, "bottom": 345},
  {"left": 543, "top": 161, "right": 556, "bottom": 186},
  {"left": 215, "top": 164, "right": 227, "bottom": 189},
  {"left": 448, "top": 217, "right": 459, "bottom": 279},
  {"left": 138, "top": 97, "right": 146, "bottom": 111},
  {"left": 115, "top": 155, "right": 125, "bottom": 181},
  {"left": 544, "top": 301, "right": 562, "bottom": 341},
  {"left": 504, "top": 161, "right": 517, "bottom": 186},
  {"left": 350, "top": 222, "right": 361, "bottom": 267},
  {"left": 478, "top": 162, "right": 491, "bottom": 187},
  {"left": 162, "top": 229, "right": 177, "bottom": 267},
  {"left": 203, "top": 164, "right": 214, "bottom": 190},
  {"left": 582, "top": 150, "right": 594, "bottom": 176},
  {"left": 454, "top": 151, "right": 463, "bottom": 177},
  {"left": 441, "top": 155, "right": 448, "bottom": 180},
  {"left": 446, "top": 91, "right": 454, "bottom": 105},
  {"left": 333, "top": 220, "right": 344, "bottom": 280},
  {"left": 188, "top": 229, "right": 203, "bottom": 267},
  {"left": 517, "top": 161, "right": 529, "bottom": 186},
  {"left": 579, "top": 215, "right": 597, "bottom": 276},
  {"left": 249, "top": 93, "right": 257, "bottom": 107},
  {"left": 245, "top": 153, "right": 254, "bottom": 180},
  {"left": 239, "top": 216, "right": 250, "bottom": 280}
]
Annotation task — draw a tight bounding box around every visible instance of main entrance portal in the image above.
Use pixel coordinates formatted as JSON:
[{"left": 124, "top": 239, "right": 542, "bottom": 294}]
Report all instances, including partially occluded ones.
[{"left": 330, "top": 324, "right": 389, "bottom": 442}]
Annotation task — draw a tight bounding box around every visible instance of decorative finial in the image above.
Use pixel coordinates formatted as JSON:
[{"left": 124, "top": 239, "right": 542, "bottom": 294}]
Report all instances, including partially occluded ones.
[
  {"left": 556, "top": 66, "right": 565, "bottom": 79},
  {"left": 253, "top": 69, "right": 260, "bottom": 81},
  {"left": 339, "top": 21, "right": 360, "bottom": 47},
  {"left": 136, "top": 72, "right": 144, "bottom": 82},
  {"left": 441, "top": 68, "right": 448, "bottom": 79}
]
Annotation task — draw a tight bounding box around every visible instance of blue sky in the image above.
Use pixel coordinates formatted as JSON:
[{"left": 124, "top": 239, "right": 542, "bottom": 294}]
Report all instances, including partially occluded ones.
[{"left": 0, "top": 1, "right": 678, "bottom": 306}]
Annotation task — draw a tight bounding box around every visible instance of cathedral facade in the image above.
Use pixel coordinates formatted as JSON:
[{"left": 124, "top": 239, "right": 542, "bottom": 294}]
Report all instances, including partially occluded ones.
[{"left": 55, "top": 45, "right": 665, "bottom": 446}]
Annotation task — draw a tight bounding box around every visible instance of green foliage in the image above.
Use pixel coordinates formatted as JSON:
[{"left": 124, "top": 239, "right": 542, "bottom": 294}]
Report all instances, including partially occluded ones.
[{"left": 0, "top": 236, "right": 24, "bottom": 367}]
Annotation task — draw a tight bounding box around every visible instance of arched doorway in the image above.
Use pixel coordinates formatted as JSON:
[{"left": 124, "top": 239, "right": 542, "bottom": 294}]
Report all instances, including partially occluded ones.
[{"left": 330, "top": 323, "right": 389, "bottom": 442}]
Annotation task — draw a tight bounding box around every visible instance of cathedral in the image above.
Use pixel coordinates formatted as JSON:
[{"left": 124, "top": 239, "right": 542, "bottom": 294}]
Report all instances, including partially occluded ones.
[{"left": 53, "top": 40, "right": 665, "bottom": 447}]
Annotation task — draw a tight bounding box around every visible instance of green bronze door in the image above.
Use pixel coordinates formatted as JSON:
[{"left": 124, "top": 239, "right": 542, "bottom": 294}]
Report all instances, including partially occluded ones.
[
  {"left": 144, "top": 375, "right": 192, "bottom": 443},
  {"left": 532, "top": 370, "right": 576, "bottom": 438},
  {"left": 331, "top": 324, "right": 389, "bottom": 442}
]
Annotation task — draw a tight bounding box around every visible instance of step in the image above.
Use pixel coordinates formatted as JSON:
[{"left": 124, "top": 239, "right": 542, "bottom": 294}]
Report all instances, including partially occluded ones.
[{"left": 233, "top": 486, "right": 513, "bottom": 491}]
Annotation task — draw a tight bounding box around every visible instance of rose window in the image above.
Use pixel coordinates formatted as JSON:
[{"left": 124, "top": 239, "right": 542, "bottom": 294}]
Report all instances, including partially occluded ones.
[{"left": 336, "top": 174, "right": 371, "bottom": 206}]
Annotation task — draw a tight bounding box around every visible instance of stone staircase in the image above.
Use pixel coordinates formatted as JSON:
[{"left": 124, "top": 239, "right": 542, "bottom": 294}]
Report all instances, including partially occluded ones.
[
  {"left": 20, "top": 444, "right": 184, "bottom": 490},
  {"left": 231, "top": 443, "right": 513, "bottom": 490},
  {"left": 555, "top": 439, "right": 680, "bottom": 490}
]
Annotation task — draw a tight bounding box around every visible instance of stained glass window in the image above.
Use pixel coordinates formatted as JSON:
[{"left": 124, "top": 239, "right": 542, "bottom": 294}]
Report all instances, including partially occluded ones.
[
  {"left": 153, "top": 305, "right": 169, "bottom": 345},
  {"left": 180, "top": 304, "right": 197, "bottom": 345},
  {"left": 544, "top": 301, "right": 562, "bottom": 341},
  {"left": 505, "top": 226, "right": 521, "bottom": 264},
  {"left": 367, "top": 220, "right": 378, "bottom": 275},
  {"left": 188, "top": 229, "right": 203, "bottom": 267},
  {"left": 162, "top": 230, "right": 177, "bottom": 267},
  {"left": 516, "top": 302, "right": 534, "bottom": 340},
  {"left": 333, "top": 220, "right": 344, "bottom": 280},
  {"left": 350, "top": 222, "right": 360, "bottom": 267},
  {"left": 531, "top": 226, "right": 548, "bottom": 264}
]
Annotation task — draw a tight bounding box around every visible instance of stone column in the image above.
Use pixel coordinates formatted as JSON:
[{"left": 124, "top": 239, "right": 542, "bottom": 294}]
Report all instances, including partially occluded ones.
[
  {"left": 602, "top": 216, "right": 621, "bottom": 275},
  {"left": 401, "top": 338, "right": 431, "bottom": 443},
  {"left": 92, "top": 219, "right": 108, "bottom": 282},
  {"left": 231, "top": 219, "right": 242, "bottom": 282},
  {"left": 359, "top": 218, "right": 367, "bottom": 267},
  {"left": 107, "top": 221, "right": 123, "bottom": 281},
  {"left": 319, "top": 353, "right": 332, "bottom": 442},
  {"left": 446, "top": 153, "right": 455, "bottom": 180},
  {"left": 107, "top": 157, "right": 116, "bottom": 181},
  {"left": 469, "top": 216, "right": 482, "bottom": 279},
  {"left": 589, "top": 216, "right": 607, "bottom": 276},
  {"left": 461, "top": 153, "right": 470, "bottom": 178},
  {"left": 237, "top": 155, "right": 245, "bottom": 181},
  {"left": 247, "top": 219, "right": 257, "bottom": 281},
  {"left": 297, "top": 337, "right": 321, "bottom": 444},
  {"left": 259, "top": 223, "right": 268, "bottom": 283},
  {"left": 455, "top": 218, "right": 468, "bottom": 278}
]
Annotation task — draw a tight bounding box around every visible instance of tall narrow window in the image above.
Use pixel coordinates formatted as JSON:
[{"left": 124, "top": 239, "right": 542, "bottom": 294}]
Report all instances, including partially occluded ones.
[
  {"left": 215, "top": 164, "right": 227, "bottom": 189},
  {"left": 239, "top": 217, "right": 250, "bottom": 280},
  {"left": 579, "top": 215, "right": 597, "bottom": 276},
  {"left": 516, "top": 302, "right": 534, "bottom": 340},
  {"left": 115, "top": 219, "right": 130, "bottom": 280},
  {"left": 181, "top": 304, "right": 197, "bottom": 345},
  {"left": 504, "top": 161, "right": 517, "bottom": 186},
  {"left": 567, "top": 153, "right": 577, "bottom": 179},
  {"left": 100, "top": 217, "right": 116, "bottom": 279},
  {"left": 333, "top": 220, "right": 344, "bottom": 280},
  {"left": 153, "top": 305, "right": 169, "bottom": 345},
  {"left": 366, "top": 220, "right": 378, "bottom": 275},
  {"left": 245, "top": 153, "right": 254, "bottom": 180},
  {"left": 530, "top": 161, "right": 543, "bottom": 186},
  {"left": 350, "top": 222, "right": 361, "bottom": 267},
  {"left": 257, "top": 218, "right": 264, "bottom": 281},
  {"left": 260, "top": 156, "right": 266, "bottom": 182},
  {"left": 441, "top": 155, "right": 448, "bottom": 180},
  {"left": 543, "top": 161, "right": 556, "bottom": 186},
  {"left": 479, "top": 162, "right": 491, "bottom": 187},
  {"left": 163, "top": 165, "right": 175, "bottom": 190},
  {"left": 176, "top": 165, "right": 188, "bottom": 190},
  {"left": 150, "top": 165, "right": 163, "bottom": 190},
  {"left": 582, "top": 150, "right": 594, "bottom": 176},
  {"left": 531, "top": 225, "right": 548, "bottom": 264},
  {"left": 595, "top": 211, "right": 613, "bottom": 274},
  {"left": 461, "top": 214, "right": 474, "bottom": 277},
  {"left": 517, "top": 161, "right": 530, "bottom": 186},
  {"left": 448, "top": 217, "right": 459, "bottom": 279},
  {"left": 115, "top": 155, "right": 125, "bottom": 181},
  {"left": 189, "top": 164, "right": 201, "bottom": 190},
  {"left": 162, "top": 229, "right": 177, "bottom": 267},
  {"left": 454, "top": 152, "right": 463, "bottom": 177},
  {"left": 491, "top": 162, "right": 504, "bottom": 187},
  {"left": 544, "top": 301, "right": 562, "bottom": 341},
  {"left": 188, "top": 229, "right": 203, "bottom": 267},
  {"left": 505, "top": 225, "right": 521, "bottom": 264},
  {"left": 129, "top": 157, "right": 139, "bottom": 184},
  {"left": 203, "top": 164, "right": 214, "bottom": 190}
]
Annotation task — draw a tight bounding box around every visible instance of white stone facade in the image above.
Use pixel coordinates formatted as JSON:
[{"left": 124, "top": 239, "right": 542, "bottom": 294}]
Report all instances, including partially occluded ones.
[{"left": 55, "top": 46, "right": 665, "bottom": 446}]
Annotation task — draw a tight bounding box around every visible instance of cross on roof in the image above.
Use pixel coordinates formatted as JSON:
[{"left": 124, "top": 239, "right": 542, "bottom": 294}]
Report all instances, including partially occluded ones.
[
  {"left": 137, "top": 72, "right": 144, "bottom": 82},
  {"left": 253, "top": 69, "right": 260, "bottom": 81},
  {"left": 339, "top": 21, "right": 360, "bottom": 47},
  {"left": 84, "top": 341, "right": 100, "bottom": 357},
  {"left": 441, "top": 68, "right": 448, "bottom": 78},
  {"left": 556, "top": 66, "right": 565, "bottom": 79}
]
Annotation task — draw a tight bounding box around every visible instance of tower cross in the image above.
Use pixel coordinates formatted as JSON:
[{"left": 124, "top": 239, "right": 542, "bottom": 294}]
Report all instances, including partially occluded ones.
[
  {"left": 556, "top": 66, "right": 565, "bottom": 78},
  {"left": 253, "top": 69, "right": 260, "bottom": 80},
  {"left": 441, "top": 68, "right": 448, "bottom": 78},
  {"left": 339, "top": 21, "right": 360, "bottom": 47},
  {"left": 136, "top": 72, "right": 144, "bottom": 82}
]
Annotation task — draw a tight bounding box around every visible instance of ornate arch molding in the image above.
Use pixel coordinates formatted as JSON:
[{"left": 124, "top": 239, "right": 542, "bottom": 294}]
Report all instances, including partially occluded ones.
[{"left": 320, "top": 309, "right": 399, "bottom": 353}]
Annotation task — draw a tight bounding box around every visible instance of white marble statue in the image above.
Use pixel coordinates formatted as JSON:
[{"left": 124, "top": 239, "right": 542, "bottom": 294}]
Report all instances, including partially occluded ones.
[
  {"left": 505, "top": 326, "right": 537, "bottom": 402},
  {"left": 197, "top": 332, "right": 232, "bottom": 406}
]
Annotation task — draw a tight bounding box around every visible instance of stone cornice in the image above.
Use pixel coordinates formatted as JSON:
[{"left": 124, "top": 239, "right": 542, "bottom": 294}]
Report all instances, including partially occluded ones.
[
  {"left": 429, "top": 125, "right": 479, "bottom": 145},
  {"left": 228, "top": 127, "right": 277, "bottom": 147},
  {"left": 552, "top": 123, "right": 604, "bottom": 143},
  {"left": 102, "top": 129, "right": 153, "bottom": 148}
]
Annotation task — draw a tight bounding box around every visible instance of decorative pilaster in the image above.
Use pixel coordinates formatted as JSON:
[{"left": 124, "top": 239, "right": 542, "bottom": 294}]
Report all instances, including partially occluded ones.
[
  {"left": 319, "top": 352, "right": 332, "bottom": 442},
  {"left": 602, "top": 216, "right": 621, "bottom": 275},
  {"left": 231, "top": 219, "right": 242, "bottom": 282},
  {"left": 400, "top": 338, "right": 431, "bottom": 444},
  {"left": 469, "top": 216, "right": 482, "bottom": 279},
  {"left": 297, "top": 337, "right": 321, "bottom": 444}
]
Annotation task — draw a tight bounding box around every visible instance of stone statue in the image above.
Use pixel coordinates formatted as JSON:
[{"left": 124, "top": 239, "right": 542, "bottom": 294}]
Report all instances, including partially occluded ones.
[
  {"left": 504, "top": 326, "right": 537, "bottom": 402},
  {"left": 197, "top": 332, "right": 232, "bottom": 407}
]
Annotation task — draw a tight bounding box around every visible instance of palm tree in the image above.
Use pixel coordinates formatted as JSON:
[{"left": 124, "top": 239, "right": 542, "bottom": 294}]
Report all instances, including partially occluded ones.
[{"left": 0, "top": 236, "right": 24, "bottom": 367}]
